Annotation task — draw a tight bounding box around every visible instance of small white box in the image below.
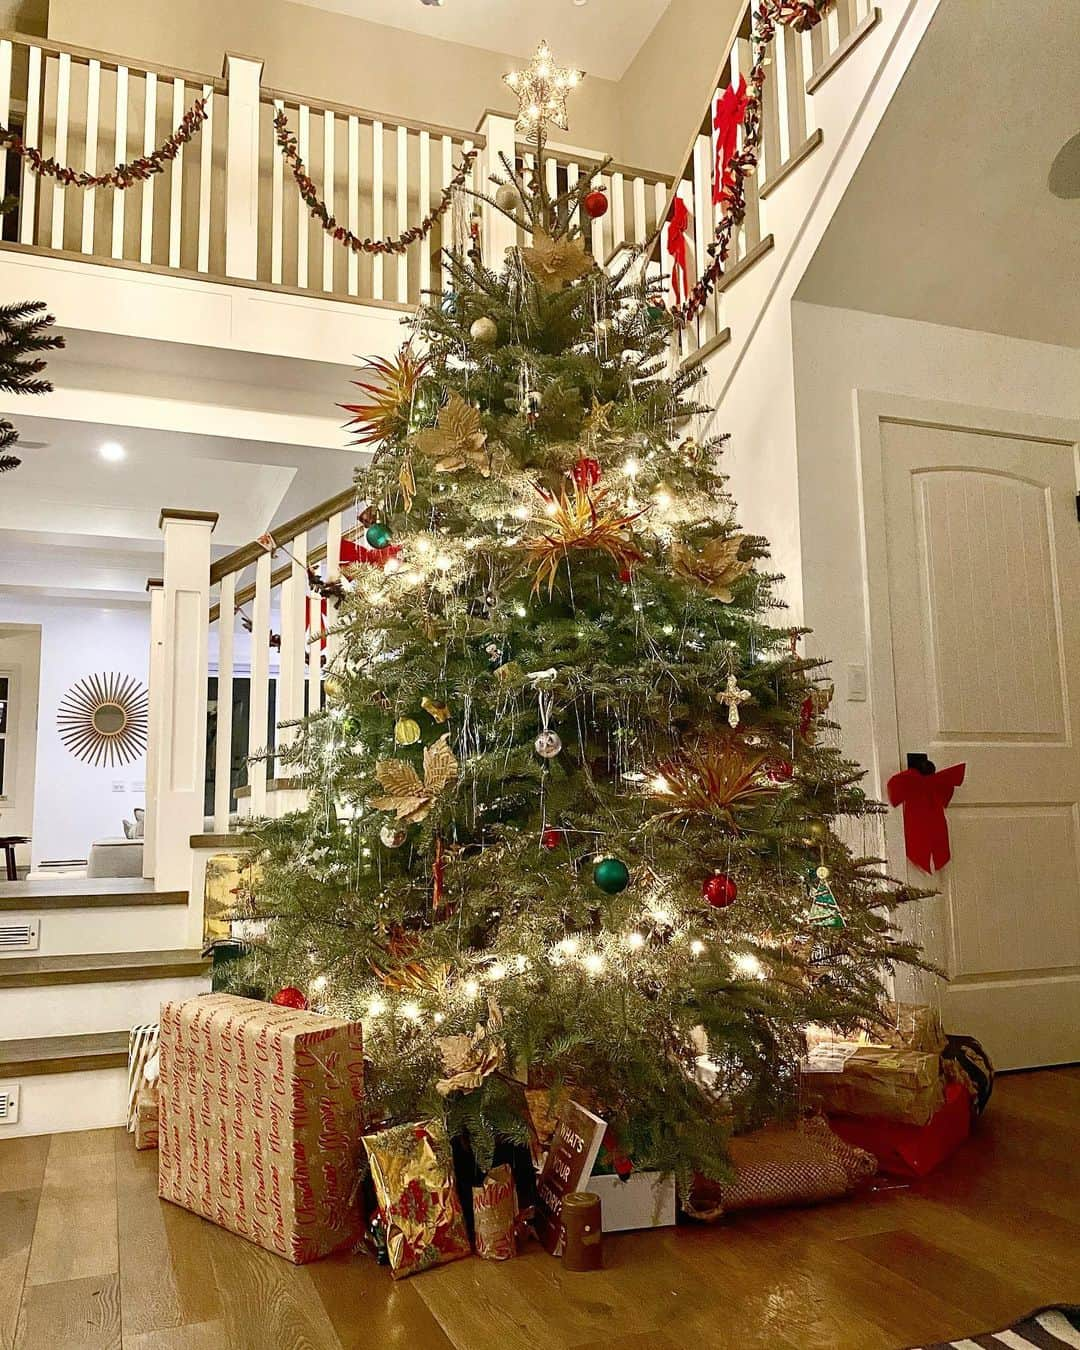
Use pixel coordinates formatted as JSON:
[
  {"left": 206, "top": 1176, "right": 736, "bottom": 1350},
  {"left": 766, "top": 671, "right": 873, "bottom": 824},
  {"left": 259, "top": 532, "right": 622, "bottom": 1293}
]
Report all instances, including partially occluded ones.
[{"left": 588, "top": 1171, "right": 677, "bottom": 1232}]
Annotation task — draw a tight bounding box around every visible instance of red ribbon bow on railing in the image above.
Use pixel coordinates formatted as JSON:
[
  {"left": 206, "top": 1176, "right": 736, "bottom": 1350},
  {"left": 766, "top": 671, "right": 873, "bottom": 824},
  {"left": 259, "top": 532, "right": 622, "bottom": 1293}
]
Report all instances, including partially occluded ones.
[
  {"left": 712, "top": 74, "right": 748, "bottom": 207},
  {"left": 666, "top": 196, "right": 691, "bottom": 305}
]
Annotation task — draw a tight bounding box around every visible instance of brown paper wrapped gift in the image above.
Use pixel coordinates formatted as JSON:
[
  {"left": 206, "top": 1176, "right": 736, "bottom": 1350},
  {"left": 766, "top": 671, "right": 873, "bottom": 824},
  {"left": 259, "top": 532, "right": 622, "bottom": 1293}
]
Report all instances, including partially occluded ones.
[
  {"left": 158, "top": 993, "right": 364, "bottom": 1264},
  {"left": 801, "top": 1046, "right": 943, "bottom": 1125},
  {"left": 872, "top": 1001, "right": 947, "bottom": 1055},
  {"left": 134, "top": 1082, "right": 159, "bottom": 1151}
]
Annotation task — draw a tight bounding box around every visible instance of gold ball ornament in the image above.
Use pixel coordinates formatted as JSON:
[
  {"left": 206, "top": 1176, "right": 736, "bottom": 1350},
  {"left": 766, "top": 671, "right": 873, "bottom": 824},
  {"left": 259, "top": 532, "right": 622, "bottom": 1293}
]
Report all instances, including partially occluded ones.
[
  {"left": 803, "top": 820, "right": 829, "bottom": 844},
  {"left": 494, "top": 182, "right": 521, "bottom": 213},
  {"left": 394, "top": 717, "right": 422, "bottom": 746},
  {"left": 323, "top": 675, "right": 343, "bottom": 700},
  {"left": 470, "top": 316, "right": 498, "bottom": 346}
]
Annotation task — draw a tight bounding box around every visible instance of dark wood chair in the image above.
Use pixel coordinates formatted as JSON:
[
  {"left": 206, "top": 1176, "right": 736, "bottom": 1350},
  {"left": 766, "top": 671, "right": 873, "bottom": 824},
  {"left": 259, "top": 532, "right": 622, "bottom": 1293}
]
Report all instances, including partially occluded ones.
[{"left": 0, "top": 836, "right": 29, "bottom": 881}]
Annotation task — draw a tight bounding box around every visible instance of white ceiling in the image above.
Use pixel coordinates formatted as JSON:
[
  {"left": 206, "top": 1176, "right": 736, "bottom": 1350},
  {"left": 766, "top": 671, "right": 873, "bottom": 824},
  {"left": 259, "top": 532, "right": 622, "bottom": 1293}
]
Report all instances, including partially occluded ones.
[
  {"left": 289, "top": 0, "right": 673, "bottom": 80},
  {"left": 798, "top": 0, "right": 1080, "bottom": 348}
]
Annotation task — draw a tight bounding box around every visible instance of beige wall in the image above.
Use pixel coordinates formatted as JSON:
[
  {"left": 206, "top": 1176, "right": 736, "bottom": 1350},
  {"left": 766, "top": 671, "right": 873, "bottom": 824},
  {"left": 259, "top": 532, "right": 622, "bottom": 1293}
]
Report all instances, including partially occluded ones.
[
  {"left": 0, "top": 0, "right": 47, "bottom": 37},
  {"left": 46, "top": 0, "right": 622, "bottom": 153},
  {"left": 0, "top": 624, "right": 41, "bottom": 872},
  {"left": 616, "top": 0, "right": 745, "bottom": 174}
]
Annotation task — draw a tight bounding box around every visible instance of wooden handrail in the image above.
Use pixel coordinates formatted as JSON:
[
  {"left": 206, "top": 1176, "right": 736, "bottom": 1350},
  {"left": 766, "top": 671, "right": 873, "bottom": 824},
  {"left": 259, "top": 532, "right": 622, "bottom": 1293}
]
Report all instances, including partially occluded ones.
[
  {"left": 0, "top": 27, "right": 226, "bottom": 91},
  {"left": 208, "top": 485, "right": 358, "bottom": 586},
  {"left": 261, "top": 83, "right": 486, "bottom": 149}
]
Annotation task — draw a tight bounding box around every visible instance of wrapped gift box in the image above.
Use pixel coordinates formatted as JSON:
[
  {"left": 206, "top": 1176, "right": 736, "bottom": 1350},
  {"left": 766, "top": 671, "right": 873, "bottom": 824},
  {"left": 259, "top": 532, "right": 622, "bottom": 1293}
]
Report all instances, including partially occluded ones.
[
  {"left": 589, "top": 1172, "right": 676, "bottom": 1232},
  {"left": 801, "top": 1045, "right": 943, "bottom": 1126},
  {"left": 158, "top": 993, "right": 364, "bottom": 1264},
  {"left": 828, "top": 1080, "right": 971, "bottom": 1177},
  {"left": 872, "top": 1001, "right": 947, "bottom": 1055},
  {"left": 134, "top": 1083, "right": 159, "bottom": 1151}
]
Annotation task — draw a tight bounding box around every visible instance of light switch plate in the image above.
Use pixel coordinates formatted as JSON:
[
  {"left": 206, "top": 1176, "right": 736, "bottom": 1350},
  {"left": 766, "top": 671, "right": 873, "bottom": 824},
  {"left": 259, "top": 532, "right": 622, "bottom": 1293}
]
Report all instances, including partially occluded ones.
[{"left": 846, "top": 663, "right": 868, "bottom": 702}]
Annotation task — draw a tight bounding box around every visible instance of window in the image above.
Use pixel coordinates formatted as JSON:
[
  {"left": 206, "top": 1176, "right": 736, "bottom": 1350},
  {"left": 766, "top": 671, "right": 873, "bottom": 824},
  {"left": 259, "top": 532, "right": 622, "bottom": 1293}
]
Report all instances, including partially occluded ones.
[{"left": 0, "top": 673, "right": 9, "bottom": 799}]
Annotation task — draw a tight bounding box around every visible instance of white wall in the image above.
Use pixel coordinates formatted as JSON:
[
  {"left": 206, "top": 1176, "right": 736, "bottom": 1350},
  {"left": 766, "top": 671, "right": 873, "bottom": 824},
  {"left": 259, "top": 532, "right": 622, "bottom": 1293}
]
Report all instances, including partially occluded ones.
[
  {"left": 791, "top": 301, "right": 1080, "bottom": 785},
  {"left": 0, "top": 624, "right": 42, "bottom": 871},
  {"left": 0, "top": 596, "right": 150, "bottom": 866}
]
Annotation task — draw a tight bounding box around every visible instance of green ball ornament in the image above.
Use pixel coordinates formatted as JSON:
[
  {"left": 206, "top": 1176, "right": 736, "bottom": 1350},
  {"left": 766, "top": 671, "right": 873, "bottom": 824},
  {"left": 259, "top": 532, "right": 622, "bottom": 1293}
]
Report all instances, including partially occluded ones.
[
  {"left": 849, "top": 787, "right": 866, "bottom": 802},
  {"left": 365, "top": 522, "right": 392, "bottom": 549},
  {"left": 593, "top": 856, "right": 630, "bottom": 894}
]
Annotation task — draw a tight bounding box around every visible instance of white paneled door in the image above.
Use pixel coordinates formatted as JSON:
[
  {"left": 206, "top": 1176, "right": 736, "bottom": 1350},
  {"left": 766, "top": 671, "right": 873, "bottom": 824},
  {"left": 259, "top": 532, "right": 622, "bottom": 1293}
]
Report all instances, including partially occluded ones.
[{"left": 878, "top": 413, "right": 1080, "bottom": 1069}]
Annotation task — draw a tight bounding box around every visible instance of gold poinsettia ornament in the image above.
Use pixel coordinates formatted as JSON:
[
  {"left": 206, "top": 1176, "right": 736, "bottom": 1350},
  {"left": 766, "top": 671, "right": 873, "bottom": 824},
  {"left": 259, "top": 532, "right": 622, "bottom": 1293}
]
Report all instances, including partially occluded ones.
[
  {"left": 371, "top": 733, "right": 459, "bottom": 823},
  {"left": 340, "top": 343, "right": 428, "bottom": 449},
  {"left": 436, "top": 1001, "right": 505, "bottom": 1097},
  {"left": 648, "top": 737, "right": 778, "bottom": 827},
  {"left": 412, "top": 391, "right": 490, "bottom": 475},
  {"left": 670, "top": 533, "right": 751, "bottom": 602},
  {"left": 520, "top": 230, "right": 593, "bottom": 291},
  {"left": 521, "top": 482, "right": 646, "bottom": 596}
]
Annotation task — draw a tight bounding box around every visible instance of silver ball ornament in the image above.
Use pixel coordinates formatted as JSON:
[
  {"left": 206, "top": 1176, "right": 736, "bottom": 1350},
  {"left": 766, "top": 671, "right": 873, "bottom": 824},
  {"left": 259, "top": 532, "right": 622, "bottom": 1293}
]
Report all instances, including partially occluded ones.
[
  {"left": 470, "top": 316, "right": 498, "bottom": 346},
  {"left": 379, "top": 824, "right": 407, "bottom": 849},
  {"left": 495, "top": 182, "right": 521, "bottom": 213},
  {"left": 534, "top": 730, "right": 563, "bottom": 759}
]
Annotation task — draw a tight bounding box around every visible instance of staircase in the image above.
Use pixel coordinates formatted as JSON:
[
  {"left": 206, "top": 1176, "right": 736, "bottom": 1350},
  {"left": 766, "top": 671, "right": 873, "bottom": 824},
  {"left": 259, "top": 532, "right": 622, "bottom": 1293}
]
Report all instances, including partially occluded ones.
[{"left": 0, "top": 0, "right": 941, "bottom": 1139}]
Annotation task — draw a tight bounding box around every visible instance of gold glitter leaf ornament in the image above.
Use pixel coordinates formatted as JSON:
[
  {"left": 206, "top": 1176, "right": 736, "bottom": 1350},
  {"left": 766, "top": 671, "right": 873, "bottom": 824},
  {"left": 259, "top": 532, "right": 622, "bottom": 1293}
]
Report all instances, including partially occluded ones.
[
  {"left": 371, "top": 734, "right": 459, "bottom": 823},
  {"left": 671, "top": 534, "right": 752, "bottom": 602},
  {"left": 520, "top": 230, "right": 593, "bottom": 291},
  {"left": 412, "top": 392, "right": 490, "bottom": 475}
]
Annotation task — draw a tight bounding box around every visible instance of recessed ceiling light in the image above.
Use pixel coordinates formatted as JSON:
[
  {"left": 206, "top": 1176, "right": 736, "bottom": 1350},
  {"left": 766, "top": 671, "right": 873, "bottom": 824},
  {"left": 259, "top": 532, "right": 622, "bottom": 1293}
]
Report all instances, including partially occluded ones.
[
  {"left": 99, "top": 441, "right": 126, "bottom": 462},
  {"left": 573, "top": 0, "right": 588, "bottom": 6},
  {"left": 419, "top": 0, "right": 443, "bottom": 7}
]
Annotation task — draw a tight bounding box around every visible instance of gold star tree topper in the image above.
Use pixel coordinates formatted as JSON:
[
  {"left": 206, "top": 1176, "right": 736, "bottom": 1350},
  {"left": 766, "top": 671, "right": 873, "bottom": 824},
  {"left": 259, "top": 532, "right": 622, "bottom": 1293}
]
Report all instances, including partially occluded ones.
[{"left": 504, "top": 41, "right": 584, "bottom": 134}]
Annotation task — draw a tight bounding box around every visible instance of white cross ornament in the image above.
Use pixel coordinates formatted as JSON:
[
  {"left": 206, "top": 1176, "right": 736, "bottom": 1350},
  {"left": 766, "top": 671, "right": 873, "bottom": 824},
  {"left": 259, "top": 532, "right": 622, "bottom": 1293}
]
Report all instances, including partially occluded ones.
[{"left": 717, "top": 674, "right": 751, "bottom": 728}]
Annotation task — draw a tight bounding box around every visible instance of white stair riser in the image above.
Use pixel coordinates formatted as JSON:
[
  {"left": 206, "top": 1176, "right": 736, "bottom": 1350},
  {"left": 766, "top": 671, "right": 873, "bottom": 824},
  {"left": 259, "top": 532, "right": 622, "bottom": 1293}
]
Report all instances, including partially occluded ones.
[
  {"left": 0, "top": 906, "right": 190, "bottom": 957},
  {"left": 0, "top": 973, "right": 211, "bottom": 1039},
  {"left": 0, "top": 1065, "right": 129, "bottom": 1138}
]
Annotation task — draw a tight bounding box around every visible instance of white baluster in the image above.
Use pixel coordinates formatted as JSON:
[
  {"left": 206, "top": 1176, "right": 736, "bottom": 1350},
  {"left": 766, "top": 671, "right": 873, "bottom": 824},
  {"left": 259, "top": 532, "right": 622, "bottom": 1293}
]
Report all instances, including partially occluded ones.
[
  {"left": 396, "top": 123, "right": 408, "bottom": 302},
  {"left": 20, "top": 45, "right": 41, "bottom": 245},
  {"left": 372, "top": 119, "right": 384, "bottom": 299},
  {"left": 692, "top": 133, "right": 711, "bottom": 339},
  {"left": 610, "top": 169, "right": 625, "bottom": 252},
  {"left": 112, "top": 65, "right": 128, "bottom": 258},
  {"left": 271, "top": 99, "right": 284, "bottom": 284},
  {"left": 566, "top": 160, "right": 580, "bottom": 242},
  {"left": 277, "top": 531, "right": 308, "bottom": 774},
  {"left": 653, "top": 179, "right": 667, "bottom": 245},
  {"left": 419, "top": 128, "right": 431, "bottom": 298},
  {"left": 322, "top": 109, "right": 335, "bottom": 292},
  {"left": 825, "top": 4, "right": 841, "bottom": 60},
  {"left": 477, "top": 112, "right": 517, "bottom": 261},
  {"left": 248, "top": 549, "right": 271, "bottom": 816},
  {"left": 168, "top": 77, "right": 184, "bottom": 268},
  {"left": 80, "top": 59, "right": 100, "bottom": 254},
  {"left": 156, "top": 509, "right": 216, "bottom": 893},
  {"left": 545, "top": 152, "right": 558, "bottom": 208},
  {"left": 773, "top": 21, "right": 792, "bottom": 167},
  {"left": 140, "top": 71, "right": 157, "bottom": 263},
  {"left": 197, "top": 82, "right": 213, "bottom": 273},
  {"left": 0, "top": 41, "right": 10, "bottom": 212},
  {"left": 50, "top": 52, "right": 71, "bottom": 250},
  {"left": 214, "top": 571, "right": 235, "bottom": 833},
  {"left": 323, "top": 512, "right": 344, "bottom": 679},
  {"left": 296, "top": 103, "right": 310, "bottom": 288},
  {"left": 631, "top": 176, "right": 647, "bottom": 246},
  {"left": 440, "top": 134, "right": 453, "bottom": 294},
  {"left": 347, "top": 114, "right": 359, "bottom": 296},
  {"left": 222, "top": 54, "right": 262, "bottom": 280},
  {"left": 801, "top": 29, "right": 818, "bottom": 134},
  {"left": 590, "top": 171, "right": 605, "bottom": 259}
]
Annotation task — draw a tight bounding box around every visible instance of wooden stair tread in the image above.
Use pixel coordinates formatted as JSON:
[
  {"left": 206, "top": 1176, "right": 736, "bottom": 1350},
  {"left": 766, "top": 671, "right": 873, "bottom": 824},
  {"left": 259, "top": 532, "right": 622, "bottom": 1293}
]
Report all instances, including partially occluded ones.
[
  {"left": 0, "top": 948, "right": 211, "bottom": 988},
  {"left": 0, "top": 1030, "right": 129, "bottom": 1076},
  {"left": 0, "top": 876, "right": 187, "bottom": 912}
]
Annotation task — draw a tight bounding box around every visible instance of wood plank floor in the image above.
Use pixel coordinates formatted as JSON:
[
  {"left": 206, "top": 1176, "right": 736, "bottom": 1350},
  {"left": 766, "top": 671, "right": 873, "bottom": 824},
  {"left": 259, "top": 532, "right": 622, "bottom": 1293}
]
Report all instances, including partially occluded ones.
[{"left": 2, "top": 1068, "right": 1078, "bottom": 1350}]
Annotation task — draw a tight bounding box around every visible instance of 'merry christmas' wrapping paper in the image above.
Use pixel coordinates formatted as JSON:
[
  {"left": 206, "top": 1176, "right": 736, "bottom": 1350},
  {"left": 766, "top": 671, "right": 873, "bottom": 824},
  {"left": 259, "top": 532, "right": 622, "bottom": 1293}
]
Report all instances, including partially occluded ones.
[{"left": 157, "top": 993, "right": 364, "bottom": 1264}]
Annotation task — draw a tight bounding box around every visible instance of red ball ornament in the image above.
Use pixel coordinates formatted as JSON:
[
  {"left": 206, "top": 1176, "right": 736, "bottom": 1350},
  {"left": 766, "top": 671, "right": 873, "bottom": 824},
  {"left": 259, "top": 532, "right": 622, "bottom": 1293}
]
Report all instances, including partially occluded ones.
[
  {"left": 271, "top": 985, "right": 309, "bottom": 1010},
  {"left": 764, "top": 757, "right": 794, "bottom": 784},
  {"left": 703, "top": 872, "right": 737, "bottom": 908},
  {"left": 541, "top": 828, "right": 563, "bottom": 851},
  {"left": 573, "top": 456, "right": 601, "bottom": 490},
  {"left": 618, "top": 567, "right": 633, "bottom": 584},
  {"left": 583, "top": 188, "right": 609, "bottom": 219}
]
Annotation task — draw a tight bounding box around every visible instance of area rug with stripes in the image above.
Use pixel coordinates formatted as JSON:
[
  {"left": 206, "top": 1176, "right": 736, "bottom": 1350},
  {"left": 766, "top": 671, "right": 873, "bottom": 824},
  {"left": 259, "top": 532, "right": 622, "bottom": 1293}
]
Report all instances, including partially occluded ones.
[{"left": 906, "top": 1306, "right": 1080, "bottom": 1349}]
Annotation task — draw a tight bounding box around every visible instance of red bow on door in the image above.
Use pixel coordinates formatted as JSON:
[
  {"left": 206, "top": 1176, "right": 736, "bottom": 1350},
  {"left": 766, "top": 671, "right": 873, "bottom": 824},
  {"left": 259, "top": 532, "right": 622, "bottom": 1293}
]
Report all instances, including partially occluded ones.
[
  {"left": 886, "top": 763, "right": 966, "bottom": 874},
  {"left": 712, "top": 74, "right": 748, "bottom": 208},
  {"left": 666, "top": 197, "right": 691, "bottom": 305}
]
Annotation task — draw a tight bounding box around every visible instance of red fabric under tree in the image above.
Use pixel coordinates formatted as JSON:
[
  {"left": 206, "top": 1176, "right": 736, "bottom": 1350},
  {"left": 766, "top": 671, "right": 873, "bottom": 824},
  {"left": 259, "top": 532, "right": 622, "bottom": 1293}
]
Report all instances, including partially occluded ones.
[{"left": 886, "top": 763, "right": 966, "bottom": 874}]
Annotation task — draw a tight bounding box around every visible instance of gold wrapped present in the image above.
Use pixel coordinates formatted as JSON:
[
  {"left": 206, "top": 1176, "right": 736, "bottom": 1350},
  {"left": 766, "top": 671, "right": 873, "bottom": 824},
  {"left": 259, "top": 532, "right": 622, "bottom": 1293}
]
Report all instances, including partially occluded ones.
[
  {"left": 473, "top": 1164, "right": 519, "bottom": 1260},
  {"left": 801, "top": 1045, "right": 944, "bottom": 1125},
  {"left": 157, "top": 993, "right": 365, "bottom": 1264},
  {"left": 362, "top": 1119, "right": 471, "bottom": 1279}
]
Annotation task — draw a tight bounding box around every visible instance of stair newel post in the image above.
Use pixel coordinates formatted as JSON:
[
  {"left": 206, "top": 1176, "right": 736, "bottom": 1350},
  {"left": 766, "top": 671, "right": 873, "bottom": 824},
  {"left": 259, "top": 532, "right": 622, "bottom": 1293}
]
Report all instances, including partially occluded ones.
[
  {"left": 155, "top": 510, "right": 217, "bottom": 917},
  {"left": 477, "top": 111, "right": 518, "bottom": 263},
  {"left": 143, "top": 577, "right": 164, "bottom": 880},
  {"left": 222, "top": 52, "right": 265, "bottom": 281}
]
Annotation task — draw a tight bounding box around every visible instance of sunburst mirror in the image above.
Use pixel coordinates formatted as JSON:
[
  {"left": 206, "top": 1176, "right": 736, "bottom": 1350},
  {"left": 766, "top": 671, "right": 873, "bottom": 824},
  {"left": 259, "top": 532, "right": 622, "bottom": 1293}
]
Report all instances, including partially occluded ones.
[{"left": 56, "top": 672, "right": 149, "bottom": 767}]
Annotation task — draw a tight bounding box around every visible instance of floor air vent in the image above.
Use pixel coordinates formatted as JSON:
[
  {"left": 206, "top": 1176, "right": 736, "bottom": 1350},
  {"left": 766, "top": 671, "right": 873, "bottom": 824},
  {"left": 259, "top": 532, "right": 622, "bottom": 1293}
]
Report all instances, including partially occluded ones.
[
  {"left": 0, "top": 921, "right": 40, "bottom": 952},
  {"left": 0, "top": 1086, "right": 20, "bottom": 1124}
]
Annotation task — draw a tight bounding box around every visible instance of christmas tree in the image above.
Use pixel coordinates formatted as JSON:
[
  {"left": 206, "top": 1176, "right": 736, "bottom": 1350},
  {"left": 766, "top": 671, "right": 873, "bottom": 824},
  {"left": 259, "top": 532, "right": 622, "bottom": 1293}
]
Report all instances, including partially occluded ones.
[
  {"left": 0, "top": 298, "right": 64, "bottom": 474},
  {"left": 240, "top": 52, "right": 927, "bottom": 1187}
]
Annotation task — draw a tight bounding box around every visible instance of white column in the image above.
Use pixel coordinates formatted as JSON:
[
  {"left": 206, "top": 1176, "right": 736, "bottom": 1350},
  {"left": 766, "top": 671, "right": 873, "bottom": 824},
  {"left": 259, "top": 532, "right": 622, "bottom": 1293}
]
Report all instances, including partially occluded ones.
[
  {"left": 222, "top": 53, "right": 264, "bottom": 280},
  {"left": 155, "top": 508, "right": 217, "bottom": 893},
  {"left": 143, "top": 578, "right": 164, "bottom": 880},
  {"left": 477, "top": 111, "right": 518, "bottom": 266}
]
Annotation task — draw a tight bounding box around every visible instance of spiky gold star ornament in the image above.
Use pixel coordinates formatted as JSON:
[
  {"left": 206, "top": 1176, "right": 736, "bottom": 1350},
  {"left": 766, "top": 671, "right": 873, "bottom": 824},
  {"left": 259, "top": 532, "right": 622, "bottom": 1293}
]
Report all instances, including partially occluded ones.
[
  {"left": 671, "top": 533, "right": 752, "bottom": 602},
  {"left": 503, "top": 41, "right": 584, "bottom": 134},
  {"left": 412, "top": 391, "right": 490, "bottom": 475},
  {"left": 371, "top": 734, "right": 459, "bottom": 823},
  {"left": 341, "top": 344, "right": 428, "bottom": 449},
  {"left": 648, "top": 738, "right": 778, "bottom": 827},
  {"left": 521, "top": 482, "right": 646, "bottom": 596},
  {"left": 521, "top": 230, "right": 593, "bottom": 291}
]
